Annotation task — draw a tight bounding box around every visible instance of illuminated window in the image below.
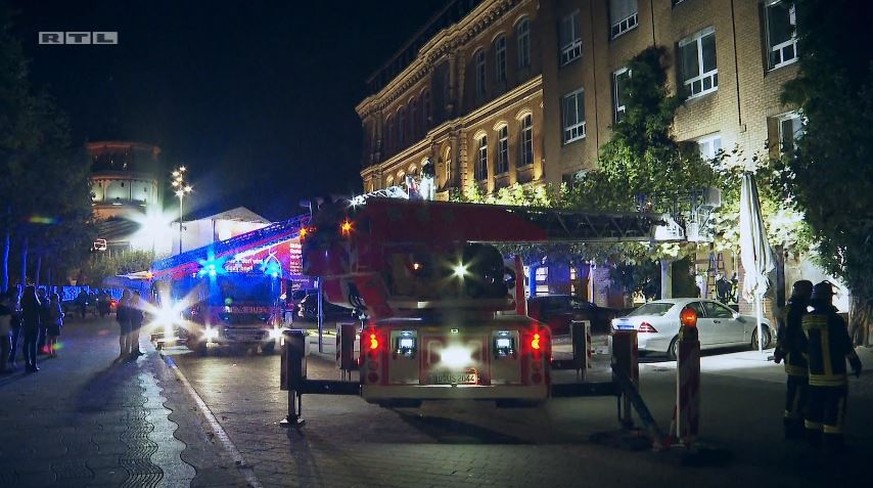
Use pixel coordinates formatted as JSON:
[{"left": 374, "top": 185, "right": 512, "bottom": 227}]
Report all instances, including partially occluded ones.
[
  {"left": 516, "top": 18, "right": 530, "bottom": 69},
  {"left": 496, "top": 125, "right": 509, "bottom": 174},
  {"left": 495, "top": 35, "right": 507, "bottom": 83},
  {"left": 695, "top": 134, "right": 722, "bottom": 161},
  {"left": 765, "top": 1, "right": 798, "bottom": 70},
  {"left": 613, "top": 67, "right": 631, "bottom": 122},
  {"left": 562, "top": 88, "right": 586, "bottom": 143},
  {"left": 559, "top": 10, "right": 581, "bottom": 66},
  {"left": 679, "top": 27, "right": 718, "bottom": 98},
  {"left": 520, "top": 114, "right": 533, "bottom": 166},
  {"left": 610, "top": 0, "right": 638, "bottom": 39},
  {"left": 476, "top": 136, "right": 488, "bottom": 181},
  {"left": 778, "top": 112, "right": 805, "bottom": 154},
  {"left": 475, "top": 50, "right": 487, "bottom": 98}
]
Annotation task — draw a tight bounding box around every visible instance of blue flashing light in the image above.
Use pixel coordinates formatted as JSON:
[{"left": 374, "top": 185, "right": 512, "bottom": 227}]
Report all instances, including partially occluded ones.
[
  {"left": 262, "top": 260, "right": 282, "bottom": 278},
  {"left": 197, "top": 253, "right": 228, "bottom": 278}
]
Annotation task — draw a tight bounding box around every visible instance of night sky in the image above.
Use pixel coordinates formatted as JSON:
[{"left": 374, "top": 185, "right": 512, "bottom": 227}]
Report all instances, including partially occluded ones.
[{"left": 9, "top": 0, "right": 447, "bottom": 221}]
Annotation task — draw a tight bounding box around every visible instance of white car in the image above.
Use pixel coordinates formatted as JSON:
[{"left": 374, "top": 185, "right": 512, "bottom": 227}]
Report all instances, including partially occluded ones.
[{"left": 611, "top": 298, "right": 772, "bottom": 360}]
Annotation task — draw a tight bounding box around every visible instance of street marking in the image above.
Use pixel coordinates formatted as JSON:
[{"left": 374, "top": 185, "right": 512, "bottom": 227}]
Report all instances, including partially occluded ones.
[{"left": 162, "top": 355, "right": 263, "bottom": 488}]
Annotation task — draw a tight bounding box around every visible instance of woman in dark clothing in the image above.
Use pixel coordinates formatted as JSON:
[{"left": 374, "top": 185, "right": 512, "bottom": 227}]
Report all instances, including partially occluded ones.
[
  {"left": 36, "top": 288, "right": 51, "bottom": 355},
  {"left": 20, "top": 286, "right": 42, "bottom": 373}
]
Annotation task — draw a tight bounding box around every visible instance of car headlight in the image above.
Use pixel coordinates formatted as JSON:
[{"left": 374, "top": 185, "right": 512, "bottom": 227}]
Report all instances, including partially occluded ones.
[
  {"left": 268, "top": 328, "right": 283, "bottom": 340},
  {"left": 204, "top": 328, "right": 219, "bottom": 340}
]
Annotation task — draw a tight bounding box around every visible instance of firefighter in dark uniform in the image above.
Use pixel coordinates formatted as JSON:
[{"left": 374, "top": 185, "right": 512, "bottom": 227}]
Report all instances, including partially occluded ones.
[
  {"left": 802, "top": 281, "right": 863, "bottom": 451},
  {"left": 773, "top": 279, "right": 813, "bottom": 439}
]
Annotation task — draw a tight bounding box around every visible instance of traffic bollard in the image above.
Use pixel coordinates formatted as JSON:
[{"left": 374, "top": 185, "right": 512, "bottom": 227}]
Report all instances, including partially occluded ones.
[
  {"left": 611, "top": 330, "right": 639, "bottom": 429},
  {"left": 280, "top": 328, "right": 308, "bottom": 427}
]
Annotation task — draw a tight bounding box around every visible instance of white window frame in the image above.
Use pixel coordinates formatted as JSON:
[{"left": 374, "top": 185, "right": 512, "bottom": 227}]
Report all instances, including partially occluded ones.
[
  {"left": 476, "top": 136, "right": 488, "bottom": 180},
  {"left": 778, "top": 112, "right": 805, "bottom": 154},
  {"left": 495, "top": 35, "right": 507, "bottom": 83},
  {"left": 613, "top": 68, "right": 631, "bottom": 123},
  {"left": 520, "top": 114, "right": 533, "bottom": 166},
  {"left": 517, "top": 18, "right": 530, "bottom": 69},
  {"left": 679, "top": 27, "right": 718, "bottom": 99},
  {"left": 610, "top": 0, "right": 639, "bottom": 39},
  {"left": 496, "top": 125, "right": 509, "bottom": 174},
  {"left": 562, "top": 88, "right": 586, "bottom": 144},
  {"left": 765, "top": 0, "right": 798, "bottom": 70},
  {"left": 475, "top": 50, "right": 487, "bottom": 97},
  {"left": 695, "top": 134, "right": 722, "bottom": 161},
  {"left": 559, "top": 10, "right": 582, "bottom": 66}
]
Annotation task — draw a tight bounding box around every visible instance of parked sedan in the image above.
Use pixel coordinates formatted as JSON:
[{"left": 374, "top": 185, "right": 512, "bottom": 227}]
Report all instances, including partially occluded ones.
[
  {"left": 527, "top": 294, "right": 620, "bottom": 336},
  {"left": 610, "top": 298, "right": 772, "bottom": 360}
]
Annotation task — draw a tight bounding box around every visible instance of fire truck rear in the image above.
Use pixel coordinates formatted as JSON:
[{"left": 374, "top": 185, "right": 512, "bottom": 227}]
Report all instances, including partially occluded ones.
[{"left": 302, "top": 198, "right": 579, "bottom": 406}]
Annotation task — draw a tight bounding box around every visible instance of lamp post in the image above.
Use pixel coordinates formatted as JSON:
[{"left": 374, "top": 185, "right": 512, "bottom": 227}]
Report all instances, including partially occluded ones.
[{"left": 171, "top": 166, "right": 193, "bottom": 255}]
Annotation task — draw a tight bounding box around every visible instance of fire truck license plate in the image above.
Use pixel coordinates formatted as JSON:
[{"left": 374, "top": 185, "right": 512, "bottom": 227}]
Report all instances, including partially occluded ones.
[{"left": 429, "top": 371, "right": 478, "bottom": 385}]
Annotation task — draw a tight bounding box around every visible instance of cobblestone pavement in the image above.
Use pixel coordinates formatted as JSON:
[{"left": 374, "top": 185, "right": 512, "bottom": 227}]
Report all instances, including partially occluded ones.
[{"left": 2, "top": 317, "right": 872, "bottom": 488}]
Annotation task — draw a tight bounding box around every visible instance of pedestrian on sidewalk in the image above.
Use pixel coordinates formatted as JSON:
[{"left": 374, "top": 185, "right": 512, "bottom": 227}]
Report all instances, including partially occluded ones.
[
  {"left": 774, "top": 279, "right": 812, "bottom": 440},
  {"left": 36, "top": 288, "right": 51, "bottom": 355},
  {"left": 20, "top": 285, "right": 42, "bottom": 373},
  {"left": 116, "top": 289, "right": 132, "bottom": 361},
  {"left": 128, "top": 291, "right": 145, "bottom": 359},
  {"left": 6, "top": 287, "right": 21, "bottom": 370},
  {"left": 0, "top": 291, "right": 13, "bottom": 374},
  {"left": 802, "top": 280, "right": 864, "bottom": 453},
  {"left": 46, "top": 292, "right": 64, "bottom": 357}
]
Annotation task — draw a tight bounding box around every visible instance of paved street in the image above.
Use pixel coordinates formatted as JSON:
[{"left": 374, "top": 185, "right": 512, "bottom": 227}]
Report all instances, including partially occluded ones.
[{"left": 1, "top": 315, "right": 872, "bottom": 487}]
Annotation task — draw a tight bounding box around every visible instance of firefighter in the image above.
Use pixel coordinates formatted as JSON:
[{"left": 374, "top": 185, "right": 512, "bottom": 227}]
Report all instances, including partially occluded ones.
[
  {"left": 801, "top": 281, "right": 863, "bottom": 452},
  {"left": 773, "top": 279, "right": 812, "bottom": 440}
]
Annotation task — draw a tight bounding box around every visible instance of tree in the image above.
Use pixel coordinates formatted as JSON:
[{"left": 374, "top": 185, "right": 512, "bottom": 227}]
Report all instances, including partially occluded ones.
[
  {"left": 772, "top": 0, "right": 873, "bottom": 344},
  {"left": 0, "top": 3, "right": 94, "bottom": 290}
]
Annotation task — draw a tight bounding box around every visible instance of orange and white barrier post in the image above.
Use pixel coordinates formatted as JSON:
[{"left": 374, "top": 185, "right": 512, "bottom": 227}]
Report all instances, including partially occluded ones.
[{"left": 672, "top": 306, "right": 701, "bottom": 447}]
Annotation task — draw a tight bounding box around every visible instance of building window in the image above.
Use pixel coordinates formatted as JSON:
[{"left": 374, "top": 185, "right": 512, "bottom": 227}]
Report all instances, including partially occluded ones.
[
  {"left": 613, "top": 68, "right": 631, "bottom": 123},
  {"left": 679, "top": 27, "right": 718, "bottom": 98},
  {"left": 422, "top": 91, "right": 430, "bottom": 132},
  {"left": 410, "top": 99, "right": 418, "bottom": 140},
  {"left": 496, "top": 125, "right": 509, "bottom": 174},
  {"left": 779, "top": 112, "right": 804, "bottom": 154},
  {"left": 517, "top": 18, "right": 530, "bottom": 69},
  {"left": 562, "top": 89, "right": 586, "bottom": 144},
  {"left": 695, "top": 134, "right": 722, "bottom": 161},
  {"left": 476, "top": 136, "right": 488, "bottom": 180},
  {"left": 495, "top": 35, "right": 507, "bottom": 83},
  {"left": 398, "top": 109, "right": 405, "bottom": 146},
  {"left": 559, "top": 10, "right": 582, "bottom": 66},
  {"left": 475, "top": 50, "right": 487, "bottom": 98},
  {"left": 610, "top": 0, "right": 638, "bottom": 39},
  {"left": 765, "top": 1, "right": 798, "bottom": 69},
  {"left": 386, "top": 116, "right": 393, "bottom": 153},
  {"left": 520, "top": 114, "right": 533, "bottom": 166}
]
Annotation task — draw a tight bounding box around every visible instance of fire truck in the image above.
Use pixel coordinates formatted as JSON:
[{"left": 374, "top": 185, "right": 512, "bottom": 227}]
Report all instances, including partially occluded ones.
[
  {"left": 301, "top": 196, "right": 659, "bottom": 407},
  {"left": 150, "top": 215, "right": 311, "bottom": 355}
]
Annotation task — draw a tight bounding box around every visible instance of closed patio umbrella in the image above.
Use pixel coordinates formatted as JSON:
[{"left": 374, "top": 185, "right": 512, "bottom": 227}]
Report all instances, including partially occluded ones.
[{"left": 739, "top": 171, "right": 776, "bottom": 352}]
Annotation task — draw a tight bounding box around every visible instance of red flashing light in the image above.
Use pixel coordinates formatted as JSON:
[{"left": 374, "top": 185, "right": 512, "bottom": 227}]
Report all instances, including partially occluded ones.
[
  {"left": 679, "top": 306, "right": 698, "bottom": 328},
  {"left": 530, "top": 332, "right": 542, "bottom": 351},
  {"left": 368, "top": 332, "right": 380, "bottom": 351},
  {"left": 638, "top": 322, "right": 658, "bottom": 333}
]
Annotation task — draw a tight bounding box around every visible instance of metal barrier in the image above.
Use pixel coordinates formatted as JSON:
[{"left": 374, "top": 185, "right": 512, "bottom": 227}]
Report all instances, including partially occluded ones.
[
  {"left": 279, "top": 329, "right": 308, "bottom": 426},
  {"left": 570, "top": 320, "right": 592, "bottom": 381}
]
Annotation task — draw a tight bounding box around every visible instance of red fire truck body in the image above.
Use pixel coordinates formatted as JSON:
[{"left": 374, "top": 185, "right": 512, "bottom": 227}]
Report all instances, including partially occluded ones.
[{"left": 302, "top": 197, "right": 656, "bottom": 406}]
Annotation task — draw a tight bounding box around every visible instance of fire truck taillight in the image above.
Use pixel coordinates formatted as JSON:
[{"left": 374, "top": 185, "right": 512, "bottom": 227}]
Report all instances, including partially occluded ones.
[
  {"left": 530, "top": 332, "right": 542, "bottom": 351},
  {"left": 367, "top": 332, "right": 380, "bottom": 352}
]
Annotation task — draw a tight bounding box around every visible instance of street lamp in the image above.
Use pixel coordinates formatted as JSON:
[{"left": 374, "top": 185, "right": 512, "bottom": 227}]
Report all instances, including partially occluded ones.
[{"left": 171, "top": 166, "right": 193, "bottom": 254}]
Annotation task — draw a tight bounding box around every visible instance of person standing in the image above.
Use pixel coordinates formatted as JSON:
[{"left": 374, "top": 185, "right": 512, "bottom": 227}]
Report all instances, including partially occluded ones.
[
  {"left": 128, "top": 291, "right": 145, "bottom": 359},
  {"left": 20, "top": 286, "right": 42, "bottom": 373},
  {"left": 773, "top": 279, "right": 813, "bottom": 440},
  {"left": 46, "top": 293, "right": 64, "bottom": 357},
  {"left": 802, "top": 281, "right": 863, "bottom": 452},
  {"left": 36, "top": 288, "right": 51, "bottom": 355},
  {"left": 0, "top": 292, "right": 13, "bottom": 374},
  {"left": 6, "top": 288, "right": 21, "bottom": 370},
  {"left": 116, "top": 290, "right": 131, "bottom": 361}
]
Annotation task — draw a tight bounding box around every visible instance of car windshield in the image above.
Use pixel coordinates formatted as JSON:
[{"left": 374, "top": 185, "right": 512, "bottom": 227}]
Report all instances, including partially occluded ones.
[{"left": 626, "top": 302, "right": 675, "bottom": 317}]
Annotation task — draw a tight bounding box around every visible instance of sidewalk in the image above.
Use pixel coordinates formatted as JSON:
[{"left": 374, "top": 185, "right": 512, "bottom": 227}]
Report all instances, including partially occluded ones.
[{"left": 0, "top": 317, "right": 248, "bottom": 488}]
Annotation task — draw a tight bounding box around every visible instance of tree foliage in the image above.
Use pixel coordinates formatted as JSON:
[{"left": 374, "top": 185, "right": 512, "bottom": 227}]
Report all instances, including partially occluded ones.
[
  {"left": 0, "top": 3, "right": 95, "bottom": 289},
  {"left": 770, "top": 0, "right": 873, "bottom": 300}
]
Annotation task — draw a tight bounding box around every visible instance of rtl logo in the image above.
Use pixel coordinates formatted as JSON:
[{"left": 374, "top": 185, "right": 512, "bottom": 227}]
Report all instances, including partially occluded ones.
[{"left": 39, "top": 32, "right": 118, "bottom": 45}]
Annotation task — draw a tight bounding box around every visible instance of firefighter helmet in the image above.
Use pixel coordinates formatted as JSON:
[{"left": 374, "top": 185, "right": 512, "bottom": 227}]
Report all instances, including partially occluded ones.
[
  {"left": 790, "top": 280, "right": 813, "bottom": 299},
  {"left": 811, "top": 281, "right": 836, "bottom": 300}
]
